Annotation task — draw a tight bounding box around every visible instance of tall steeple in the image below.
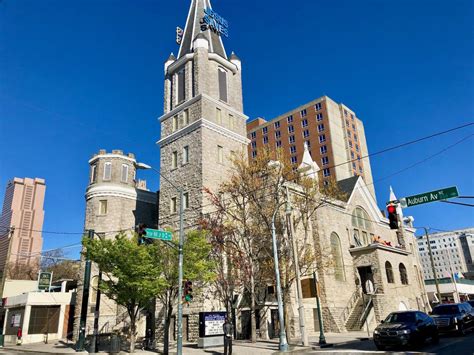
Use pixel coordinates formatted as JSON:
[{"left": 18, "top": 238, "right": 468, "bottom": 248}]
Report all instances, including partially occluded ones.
[{"left": 177, "top": 0, "right": 228, "bottom": 59}]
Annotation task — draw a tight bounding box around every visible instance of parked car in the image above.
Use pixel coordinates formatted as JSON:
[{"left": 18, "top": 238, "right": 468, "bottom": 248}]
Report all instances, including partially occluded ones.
[
  {"left": 373, "top": 311, "right": 438, "bottom": 350},
  {"left": 430, "top": 303, "right": 474, "bottom": 335}
]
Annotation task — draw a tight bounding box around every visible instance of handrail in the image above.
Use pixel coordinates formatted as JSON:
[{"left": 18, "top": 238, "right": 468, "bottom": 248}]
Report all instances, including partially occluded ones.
[
  {"left": 358, "top": 288, "right": 377, "bottom": 327},
  {"left": 339, "top": 285, "right": 362, "bottom": 325}
]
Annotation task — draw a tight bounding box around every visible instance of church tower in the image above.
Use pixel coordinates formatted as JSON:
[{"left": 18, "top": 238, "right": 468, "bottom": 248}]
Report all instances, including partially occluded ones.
[{"left": 158, "top": 0, "right": 248, "bottom": 229}]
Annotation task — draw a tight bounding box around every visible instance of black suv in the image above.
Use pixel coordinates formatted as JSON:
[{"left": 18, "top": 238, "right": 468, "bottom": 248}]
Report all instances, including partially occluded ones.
[
  {"left": 431, "top": 303, "right": 474, "bottom": 335},
  {"left": 373, "top": 311, "right": 438, "bottom": 350}
]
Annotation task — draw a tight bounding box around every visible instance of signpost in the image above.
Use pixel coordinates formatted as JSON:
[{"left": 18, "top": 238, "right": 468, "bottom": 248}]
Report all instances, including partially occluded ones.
[
  {"left": 145, "top": 228, "right": 172, "bottom": 241},
  {"left": 387, "top": 186, "right": 459, "bottom": 208},
  {"left": 38, "top": 271, "right": 52, "bottom": 291}
]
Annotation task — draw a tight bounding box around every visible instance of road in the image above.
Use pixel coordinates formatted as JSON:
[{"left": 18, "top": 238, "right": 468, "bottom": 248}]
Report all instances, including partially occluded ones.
[{"left": 308, "top": 332, "right": 474, "bottom": 354}]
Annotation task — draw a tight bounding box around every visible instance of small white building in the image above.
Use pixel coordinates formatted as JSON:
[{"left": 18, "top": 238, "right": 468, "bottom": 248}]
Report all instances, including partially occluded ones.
[
  {"left": 2, "top": 284, "right": 75, "bottom": 344},
  {"left": 425, "top": 278, "right": 474, "bottom": 304}
]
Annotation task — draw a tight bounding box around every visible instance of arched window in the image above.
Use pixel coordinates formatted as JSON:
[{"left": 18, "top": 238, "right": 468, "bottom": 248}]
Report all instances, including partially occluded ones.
[
  {"left": 399, "top": 263, "right": 408, "bottom": 285},
  {"left": 351, "top": 207, "right": 372, "bottom": 245},
  {"left": 385, "top": 261, "right": 394, "bottom": 283},
  {"left": 330, "top": 232, "right": 345, "bottom": 281}
]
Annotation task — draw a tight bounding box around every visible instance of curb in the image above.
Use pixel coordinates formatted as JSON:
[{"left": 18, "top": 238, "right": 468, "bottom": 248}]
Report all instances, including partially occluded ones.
[{"left": 2, "top": 346, "right": 88, "bottom": 354}]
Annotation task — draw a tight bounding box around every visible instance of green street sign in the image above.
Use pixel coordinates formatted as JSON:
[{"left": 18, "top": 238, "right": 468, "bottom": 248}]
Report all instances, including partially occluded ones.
[
  {"left": 399, "top": 186, "right": 459, "bottom": 208},
  {"left": 38, "top": 271, "right": 52, "bottom": 291},
  {"left": 145, "top": 228, "right": 172, "bottom": 241}
]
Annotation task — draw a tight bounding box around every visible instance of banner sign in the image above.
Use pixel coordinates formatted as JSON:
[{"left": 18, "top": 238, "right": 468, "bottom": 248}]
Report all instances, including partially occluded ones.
[
  {"left": 199, "top": 311, "right": 226, "bottom": 338},
  {"left": 200, "top": 7, "right": 229, "bottom": 37}
]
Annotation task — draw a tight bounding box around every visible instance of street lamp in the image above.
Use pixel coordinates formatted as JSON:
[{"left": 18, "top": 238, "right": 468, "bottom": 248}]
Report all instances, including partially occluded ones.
[
  {"left": 135, "top": 162, "right": 185, "bottom": 355},
  {"left": 271, "top": 201, "right": 289, "bottom": 352}
]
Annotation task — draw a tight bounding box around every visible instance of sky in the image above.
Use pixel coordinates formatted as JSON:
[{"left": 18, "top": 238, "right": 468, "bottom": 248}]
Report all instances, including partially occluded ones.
[{"left": 0, "top": 0, "right": 473, "bottom": 259}]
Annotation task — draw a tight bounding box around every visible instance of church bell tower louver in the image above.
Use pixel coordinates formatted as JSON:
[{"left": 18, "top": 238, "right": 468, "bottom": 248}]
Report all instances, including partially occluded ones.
[{"left": 157, "top": 0, "right": 248, "bottom": 230}]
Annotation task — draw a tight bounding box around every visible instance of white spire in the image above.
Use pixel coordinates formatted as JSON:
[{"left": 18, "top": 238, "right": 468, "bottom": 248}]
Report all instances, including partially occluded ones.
[
  {"left": 297, "top": 142, "right": 320, "bottom": 180},
  {"left": 389, "top": 186, "right": 403, "bottom": 219}
]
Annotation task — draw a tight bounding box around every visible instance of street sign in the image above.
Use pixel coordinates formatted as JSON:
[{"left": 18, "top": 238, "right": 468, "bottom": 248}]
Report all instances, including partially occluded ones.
[
  {"left": 399, "top": 186, "right": 459, "bottom": 208},
  {"left": 145, "top": 228, "right": 172, "bottom": 241},
  {"left": 38, "top": 271, "right": 52, "bottom": 291}
]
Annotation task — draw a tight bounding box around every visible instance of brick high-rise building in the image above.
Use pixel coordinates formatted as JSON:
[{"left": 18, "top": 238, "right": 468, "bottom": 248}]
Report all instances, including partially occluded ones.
[
  {"left": 0, "top": 178, "right": 45, "bottom": 290},
  {"left": 247, "top": 96, "right": 375, "bottom": 198}
]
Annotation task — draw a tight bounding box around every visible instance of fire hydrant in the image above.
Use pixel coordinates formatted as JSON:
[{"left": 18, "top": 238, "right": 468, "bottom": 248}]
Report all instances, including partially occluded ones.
[{"left": 16, "top": 327, "right": 22, "bottom": 346}]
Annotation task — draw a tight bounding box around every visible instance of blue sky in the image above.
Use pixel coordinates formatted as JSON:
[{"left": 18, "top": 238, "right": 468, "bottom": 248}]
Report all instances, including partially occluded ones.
[{"left": 0, "top": 0, "right": 473, "bottom": 258}]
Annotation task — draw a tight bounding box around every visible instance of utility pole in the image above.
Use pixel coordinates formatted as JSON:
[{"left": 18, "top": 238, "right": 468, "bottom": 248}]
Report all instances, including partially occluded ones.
[
  {"left": 445, "top": 248, "right": 460, "bottom": 303},
  {"left": 176, "top": 188, "right": 184, "bottom": 355},
  {"left": 0, "top": 227, "right": 15, "bottom": 297},
  {"left": 92, "top": 269, "right": 102, "bottom": 352},
  {"left": 76, "top": 229, "right": 94, "bottom": 352},
  {"left": 312, "top": 270, "right": 326, "bottom": 345},
  {"left": 285, "top": 186, "right": 308, "bottom": 346},
  {"left": 423, "top": 227, "right": 441, "bottom": 304}
]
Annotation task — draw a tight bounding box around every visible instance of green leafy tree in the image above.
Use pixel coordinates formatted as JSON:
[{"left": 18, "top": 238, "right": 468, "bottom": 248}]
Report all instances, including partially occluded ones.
[
  {"left": 156, "top": 229, "right": 216, "bottom": 355},
  {"left": 82, "top": 233, "right": 166, "bottom": 353}
]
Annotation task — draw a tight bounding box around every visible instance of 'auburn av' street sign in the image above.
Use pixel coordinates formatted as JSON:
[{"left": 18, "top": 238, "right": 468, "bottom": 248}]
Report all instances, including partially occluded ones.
[
  {"left": 145, "top": 228, "right": 172, "bottom": 241},
  {"left": 399, "top": 186, "right": 459, "bottom": 208}
]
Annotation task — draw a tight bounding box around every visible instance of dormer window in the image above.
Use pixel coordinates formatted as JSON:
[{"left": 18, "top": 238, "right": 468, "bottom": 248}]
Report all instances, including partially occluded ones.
[{"left": 218, "top": 68, "right": 228, "bottom": 102}]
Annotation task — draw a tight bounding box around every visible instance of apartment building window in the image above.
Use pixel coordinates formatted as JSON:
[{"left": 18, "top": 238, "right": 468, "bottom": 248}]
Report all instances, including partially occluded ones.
[
  {"left": 263, "top": 136, "right": 269, "bottom": 144},
  {"left": 251, "top": 141, "right": 256, "bottom": 149},
  {"left": 303, "top": 130, "right": 310, "bottom": 138},
  {"left": 289, "top": 135, "right": 295, "bottom": 144},
  {"left": 183, "top": 146, "right": 189, "bottom": 165},
  {"left": 355, "top": 144, "right": 359, "bottom": 152},
  {"left": 218, "top": 67, "right": 228, "bottom": 102},
  {"left": 274, "top": 121, "right": 280, "bottom": 129},
  {"left": 300, "top": 109, "right": 307, "bottom": 117},
  {"left": 344, "top": 109, "right": 348, "bottom": 117},
  {"left": 288, "top": 125, "right": 294, "bottom": 134},
  {"left": 346, "top": 120, "right": 350, "bottom": 126},
  {"left": 103, "top": 162, "right": 112, "bottom": 181},
  {"left": 251, "top": 132, "right": 256, "bottom": 139},
  {"left": 275, "top": 130, "right": 281, "bottom": 139},
  {"left": 359, "top": 166, "right": 363, "bottom": 173},
  {"left": 90, "top": 164, "right": 97, "bottom": 184},
  {"left": 216, "top": 108, "right": 222, "bottom": 125},
  {"left": 172, "top": 151, "right": 178, "bottom": 169},
  {"left": 351, "top": 151, "right": 355, "bottom": 159},
  {"left": 217, "top": 145, "right": 224, "bottom": 164},
  {"left": 302, "top": 119, "right": 308, "bottom": 127},
  {"left": 323, "top": 180, "right": 329, "bottom": 186},
  {"left": 348, "top": 140, "right": 353, "bottom": 148},
  {"left": 276, "top": 140, "right": 282, "bottom": 148},
  {"left": 183, "top": 109, "right": 189, "bottom": 126},
  {"left": 183, "top": 192, "right": 189, "bottom": 209},
  {"left": 170, "top": 197, "right": 177, "bottom": 213},
  {"left": 290, "top": 146, "right": 297, "bottom": 154},
  {"left": 121, "top": 164, "right": 129, "bottom": 183},
  {"left": 357, "top": 155, "right": 361, "bottom": 160},
  {"left": 252, "top": 150, "right": 257, "bottom": 158},
  {"left": 177, "top": 69, "right": 185, "bottom": 103},
  {"left": 321, "top": 156, "right": 329, "bottom": 166},
  {"left": 316, "top": 113, "right": 323, "bottom": 121},
  {"left": 99, "top": 200, "right": 107, "bottom": 215},
  {"left": 320, "top": 145, "right": 327, "bottom": 154},
  {"left": 323, "top": 168, "right": 330, "bottom": 177},
  {"left": 352, "top": 162, "right": 356, "bottom": 169},
  {"left": 315, "top": 102, "right": 322, "bottom": 111},
  {"left": 352, "top": 124, "right": 356, "bottom": 130},
  {"left": 318, "top": 124, "right": 324, "bottom": 132},
  {"left": 354, "top": 134, "right": 358, "bottom": 141},
  {"left": 291, "top": 156, "right": 298, "bottom": 164},
  {"left": 306, "top": 140, "right": 311, "bottom": 148},
  {"left": 287, "top": 115, "right": 293, "bottom": 123},
  {"left": 319, "top": 134, "right": 326, "bottom": 143},
  {"left": 347, "top": 130, "right": 351, "bottom": 137},
  {"left": 351, "top": 113, "right": 355, "bottom": 120}
]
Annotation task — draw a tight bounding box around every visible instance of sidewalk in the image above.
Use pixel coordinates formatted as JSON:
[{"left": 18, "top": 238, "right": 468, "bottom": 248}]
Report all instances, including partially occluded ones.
[{"left": 0, "top": 332, "right": 372, "bottom": 354}]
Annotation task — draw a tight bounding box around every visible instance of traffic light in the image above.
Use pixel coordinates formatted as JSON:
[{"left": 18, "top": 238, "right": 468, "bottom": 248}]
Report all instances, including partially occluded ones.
[
  {"left": 136, "top": 224, "right": 148, "bottom": 245},
  {"left": 387, "top": 204, "right": 399, "bottom": 230},
  {"left": 184, "top": 281, "right": 193, "bottom": 303}
]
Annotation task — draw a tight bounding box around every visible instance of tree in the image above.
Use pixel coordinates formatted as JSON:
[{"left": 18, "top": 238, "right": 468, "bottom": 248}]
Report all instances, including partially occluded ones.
[
  {"left": 41, "top": 249, "right": 80, "bottom": 281},
  {"left": 82, "top": 233, "right": 166, "bottom": 353},
  {"left": 155, "top": 229, "right": 216, "bottom": 355}
]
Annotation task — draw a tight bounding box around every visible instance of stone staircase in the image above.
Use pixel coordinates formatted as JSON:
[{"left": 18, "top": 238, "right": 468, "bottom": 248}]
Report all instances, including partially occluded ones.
[{"left": 344, "top": 297, "right": 365, "bottom": 331}]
